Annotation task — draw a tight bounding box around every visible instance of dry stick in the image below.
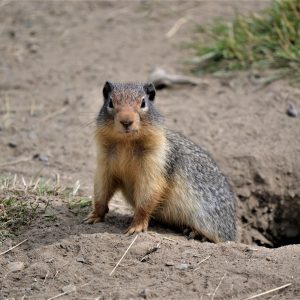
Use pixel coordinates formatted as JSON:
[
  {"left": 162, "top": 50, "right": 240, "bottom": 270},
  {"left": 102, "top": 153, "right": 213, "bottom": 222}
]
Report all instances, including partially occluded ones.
[
  {"left": 194, "top": 255, "right": 211, "bottom": 271},
  {"left": 140, "top": 242, "right": 160, "bottom": 262},
  {"left": 166, "top": 17, "right": 188, "bottom": 38},
  {"left": 42, "top": 106, "right": 68, "bottom": 121},
  {"left": 147, "top": 232, "right": 177, "bottom": 243},
  {"left": 242, "top": 283, "right": 292, "bottom": 300},
  {"left": 43, "top": 270, "right": 50, "bottom": 285},
  {"left": 212, "top": 273, "right": 227, "bottom": 300},
  {"left": 0, "top": 156, "right": 32, "bottom": 167},
  {"left": 162, "top": 236, "right": 177, "bottom": 243},
  {"left": 109, "top": 234, "right": 138, "bottom": 276},
  {"left": 0, "top": 239, "right": 28, "bottom": 256}
]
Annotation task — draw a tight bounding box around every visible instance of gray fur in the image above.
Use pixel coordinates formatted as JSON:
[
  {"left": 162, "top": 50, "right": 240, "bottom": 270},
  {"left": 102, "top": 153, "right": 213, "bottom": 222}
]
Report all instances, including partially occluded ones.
[{"left": 163, "top": 130, "right": 236, "bottom": 241}]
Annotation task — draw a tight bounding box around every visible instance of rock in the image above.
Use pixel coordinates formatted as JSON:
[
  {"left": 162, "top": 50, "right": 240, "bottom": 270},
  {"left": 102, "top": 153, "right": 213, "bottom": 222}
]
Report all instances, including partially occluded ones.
[
  {"left": 27, "top": 42, "right": 39, "bottom": 54},
  {"left": 62, "top": 284, "right": 76, "bottom": 293},
  {"left": 287, "top": 103, "right": 298, "bottom": 117},
  {"left": 175, "top": 263, "right": 190, "bottom": 270},
  {"left": 237, "top": 187, "right": 251, "bottom": 199},
  {"left": 33, "top": 153, "right": 49, "bottom": 163},
  {"left": 139, "top": 288, "right": 157, "bottom": 299},
  {"left": 253, "top": 171, "right": 267, "bottom": 184},
  {"left": 76, "top": 256, "right": 90, "bottom": 264},
  {"left": 8, "top": 142, "right": 17, "bottom": 148},
  {"left": 165, "top": 261, "right": 175, "bottom": 266},
  {"left": 7, "top": 261, "right": 25, "bottom": 272}
]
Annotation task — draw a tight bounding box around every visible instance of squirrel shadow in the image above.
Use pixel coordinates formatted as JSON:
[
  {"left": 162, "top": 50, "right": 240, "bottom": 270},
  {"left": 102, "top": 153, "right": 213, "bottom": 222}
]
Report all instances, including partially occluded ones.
[{"left": 17, "top": 202, "right": 189, "bottom": 250}]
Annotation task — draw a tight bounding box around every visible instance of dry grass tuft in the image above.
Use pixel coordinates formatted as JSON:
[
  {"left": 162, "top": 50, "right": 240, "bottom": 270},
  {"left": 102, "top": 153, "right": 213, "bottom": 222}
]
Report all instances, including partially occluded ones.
[{"left": 0, "top": 175, "right": 91, "bottom": 243}]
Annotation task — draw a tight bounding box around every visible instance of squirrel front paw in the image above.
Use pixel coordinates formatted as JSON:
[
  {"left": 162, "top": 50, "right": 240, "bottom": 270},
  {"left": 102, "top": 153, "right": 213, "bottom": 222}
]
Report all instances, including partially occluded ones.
[
  {"left": 83, "top": 212, "right": 105, "bottom": 224},
  {"left": 125, "top": 221, "right": 148, "bottom": 235}
]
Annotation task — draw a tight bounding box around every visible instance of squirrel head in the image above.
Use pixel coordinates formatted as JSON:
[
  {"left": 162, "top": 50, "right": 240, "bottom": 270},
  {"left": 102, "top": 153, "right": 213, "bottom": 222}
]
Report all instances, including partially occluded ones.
[{"left": 97, "top": 81, "right": 161, "bottom": 140}]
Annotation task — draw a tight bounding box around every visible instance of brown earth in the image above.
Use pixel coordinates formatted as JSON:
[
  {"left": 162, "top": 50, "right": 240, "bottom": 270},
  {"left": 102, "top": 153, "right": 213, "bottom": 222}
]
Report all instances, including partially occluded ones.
[{"left": 0, "top": 1, "right": 299, "bottom": 299}]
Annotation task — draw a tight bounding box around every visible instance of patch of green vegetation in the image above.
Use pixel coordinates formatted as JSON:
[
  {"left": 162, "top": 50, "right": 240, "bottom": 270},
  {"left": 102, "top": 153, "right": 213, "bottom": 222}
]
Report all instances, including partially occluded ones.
[
  {"left": 191, "top": 0, "right": 300, "bottom": 82},
  {"left": 68, "top": 197, "right": 91, "bottom": 216},
  {"left": 35, "top": 179, "right": 56, "bottom": 196},
  {"left": 0, "top": 196, "right": 39, "bottom": 241},
  {"left": 0, "top": 176, "right": 90, "bottom": 243}
]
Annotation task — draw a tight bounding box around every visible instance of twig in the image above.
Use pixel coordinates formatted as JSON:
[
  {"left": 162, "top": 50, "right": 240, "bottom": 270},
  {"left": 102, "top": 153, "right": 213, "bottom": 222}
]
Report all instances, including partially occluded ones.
[
  {"left": 242, "top": 283, "right": 292, "bottom": 300},
  {"left": 30, "top": 98, "right": 36, "bottom": 116},
  {"left": 212, "top": 273, "right": 226, "bottom": 300},
  {"left": 147, "top": 232, "right": 177, "bottom": 243},
  {"left": 0, "top": 239, "right": 28, "bottom": 256},
  {"left": 166, "top": 17, "right": 188, "bottom": 38},
  {"left": 0, "top": 156, "right": 32, "bottom": 167},
  {"left": 109, "top": 235, "right": 138, "bottom": 276},
  {"left": 43, "top": 270, "right": 49, "bottom": 285},
  {"left": 194, "top": 255, "right": 211, "bottom": 271},
  {"left": 162, "top": 236, "right": 177, "bottom": 243},
  {"left": 140, "top": 242, "right": 160, "bottom": 262},
  {"left": 42, "top": 107, "right": 68, "bottom": 121}
]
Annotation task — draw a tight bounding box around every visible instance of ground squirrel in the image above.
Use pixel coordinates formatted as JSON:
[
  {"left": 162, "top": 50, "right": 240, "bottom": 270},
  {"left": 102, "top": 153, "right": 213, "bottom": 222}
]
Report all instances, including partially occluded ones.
[{"left": 84, "top": 81, "right": 236, "bottom": 242}]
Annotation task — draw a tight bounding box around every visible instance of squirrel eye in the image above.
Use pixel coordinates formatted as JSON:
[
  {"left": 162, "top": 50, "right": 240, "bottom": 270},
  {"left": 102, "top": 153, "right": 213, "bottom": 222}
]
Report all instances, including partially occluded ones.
[
  {"left": 141, "top": 98, "right": 146, "bottom": 108},
  {"left": 108, "top": 98, "right": 114, "bottom": 109}
]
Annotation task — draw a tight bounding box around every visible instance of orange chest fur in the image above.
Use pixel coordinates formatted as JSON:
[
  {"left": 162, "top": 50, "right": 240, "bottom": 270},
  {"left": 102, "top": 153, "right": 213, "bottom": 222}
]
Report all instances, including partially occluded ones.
[{"left": 98, "top": 142, "right": 148, "bottom": 183}]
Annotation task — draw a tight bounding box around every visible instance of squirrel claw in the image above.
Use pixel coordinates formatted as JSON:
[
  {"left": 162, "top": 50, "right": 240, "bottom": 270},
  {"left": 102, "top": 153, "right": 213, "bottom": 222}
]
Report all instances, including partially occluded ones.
[
  {"left": 83, "top": 213, "right": 104, "bottom": 224},
  {"left": 125, "top": 223, "right": 147, "bottom": 235}
]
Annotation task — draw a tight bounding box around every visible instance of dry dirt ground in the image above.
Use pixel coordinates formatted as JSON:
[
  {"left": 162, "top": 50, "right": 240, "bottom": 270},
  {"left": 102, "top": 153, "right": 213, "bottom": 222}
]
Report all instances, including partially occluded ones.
[{"left": 0, "top": 1, "right": 299, "bottom": 299}]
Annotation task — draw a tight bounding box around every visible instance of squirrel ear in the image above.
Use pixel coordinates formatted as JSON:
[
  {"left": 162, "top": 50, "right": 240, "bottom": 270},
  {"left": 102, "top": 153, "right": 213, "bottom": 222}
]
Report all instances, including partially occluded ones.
[
  {"left": 103, "top": 81, "right": 113, "bottom": 100},
  {"left": 143, "top": 83, "right": 156, "bottom": 101}
]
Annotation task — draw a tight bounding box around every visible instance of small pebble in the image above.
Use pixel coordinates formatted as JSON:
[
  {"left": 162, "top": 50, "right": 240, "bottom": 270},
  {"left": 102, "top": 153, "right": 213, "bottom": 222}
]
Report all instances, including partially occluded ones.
[
  {"left": 139, "top": 288, "right": 158, "bottom": 299},
  {"left": 27, "top": 42, "right": 39, "bottom": 54},
  {"left": 8, "top": 142, "right": 17, "bottom": 148},
  {"left": 175, "top": 263, "right": 190, "bottom": 270},
  {"left": 139, "top": 288, "right": 152, "bottom": 299},
  {"left": 62, "top": 284, "right": 76, "bottom": 293},
  {"left": 76, "top": 256, "right": 90, "bottom": 264},
  {"left": 7, "top": 261, "right": 25, "bottom": 272},
  {"left": 287, "top": 103, "right": 298, "bottom": 117},
  {"left": 33, "top": 153, "right": 49, "bottom": 162}
]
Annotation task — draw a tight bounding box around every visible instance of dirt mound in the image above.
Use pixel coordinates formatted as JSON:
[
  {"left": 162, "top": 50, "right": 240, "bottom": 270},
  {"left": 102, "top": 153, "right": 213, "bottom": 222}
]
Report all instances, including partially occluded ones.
[{"left": 0, "top": 1, "right": 299, "bottom": 299}]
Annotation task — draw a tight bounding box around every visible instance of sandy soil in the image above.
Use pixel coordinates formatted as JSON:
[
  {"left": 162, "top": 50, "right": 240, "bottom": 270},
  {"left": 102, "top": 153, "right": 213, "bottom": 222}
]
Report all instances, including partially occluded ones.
[{"left": 0, "top": 1, "right": 299, "bottom": 299}]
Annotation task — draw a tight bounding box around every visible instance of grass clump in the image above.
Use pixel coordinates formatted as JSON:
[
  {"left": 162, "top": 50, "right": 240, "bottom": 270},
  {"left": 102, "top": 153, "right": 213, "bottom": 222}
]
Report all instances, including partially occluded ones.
[
  {"left": 191, "top": 0, "right": 300, "bottom": 82},
  {"left": 0, "top": 197, "right": 39, "bottom": 241},
  {"left": 0, "top": 176, "right": 91, "bottom": 243},
  {"left": 68, "top": 197, "right": 91, "bottom": 216}
]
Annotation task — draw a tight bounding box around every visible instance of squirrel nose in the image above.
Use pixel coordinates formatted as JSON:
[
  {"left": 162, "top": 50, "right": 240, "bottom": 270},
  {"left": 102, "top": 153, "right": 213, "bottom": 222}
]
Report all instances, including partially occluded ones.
[{"left": 120, "top": 119, "right": 133, "bottom": 129}]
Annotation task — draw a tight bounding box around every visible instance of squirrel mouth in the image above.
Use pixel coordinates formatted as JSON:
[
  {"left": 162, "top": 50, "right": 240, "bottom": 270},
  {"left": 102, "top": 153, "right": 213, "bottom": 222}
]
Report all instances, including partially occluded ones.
[{"left": 119, "top": 128, "right": 138, "bottom": 134}]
